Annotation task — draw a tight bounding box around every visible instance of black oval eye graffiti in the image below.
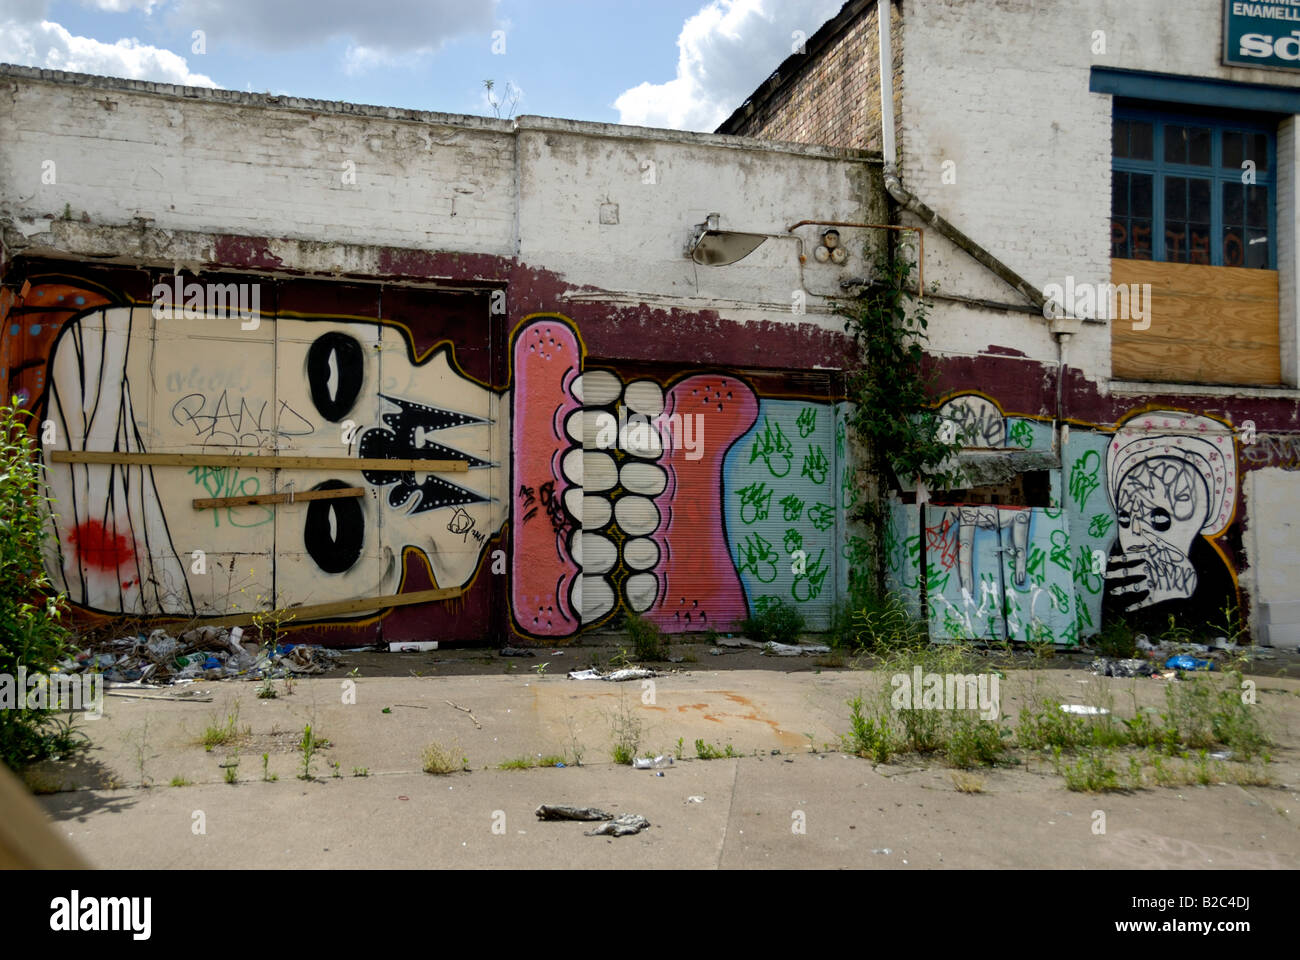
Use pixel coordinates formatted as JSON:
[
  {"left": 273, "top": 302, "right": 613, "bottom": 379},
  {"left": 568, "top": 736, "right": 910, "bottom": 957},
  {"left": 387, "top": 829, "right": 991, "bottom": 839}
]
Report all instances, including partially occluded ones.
[
  {"left": 1148, "top": 507, "right": 1172, "bottom": 532},
  {"left": 306, "top": 332, "right": 363, "bottom": 422},
  {"left": 1116, "top": 510, "right": 1131, "bottom": 528},
  {"left": 304, "top": 479, "right": 364, "bottom": 574}
]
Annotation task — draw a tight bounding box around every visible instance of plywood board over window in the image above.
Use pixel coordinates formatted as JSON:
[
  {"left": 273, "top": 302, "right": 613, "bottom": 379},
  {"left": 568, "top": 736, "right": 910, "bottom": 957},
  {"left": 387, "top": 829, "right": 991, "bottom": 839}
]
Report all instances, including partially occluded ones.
[{"left": 1110, "top": 258, "right": 1281, "bottom": 386}]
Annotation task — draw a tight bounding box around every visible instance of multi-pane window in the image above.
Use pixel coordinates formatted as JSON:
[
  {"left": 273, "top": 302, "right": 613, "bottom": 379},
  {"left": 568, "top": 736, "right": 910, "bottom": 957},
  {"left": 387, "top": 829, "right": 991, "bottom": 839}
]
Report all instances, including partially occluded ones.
[{"left": 1111, "top": 109, "right": 1275, "bottom": 268}]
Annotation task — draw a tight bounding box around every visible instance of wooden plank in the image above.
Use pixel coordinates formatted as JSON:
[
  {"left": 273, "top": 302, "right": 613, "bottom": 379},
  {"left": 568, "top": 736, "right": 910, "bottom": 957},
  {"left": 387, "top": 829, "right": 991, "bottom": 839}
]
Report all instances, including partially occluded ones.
[
  {"left": 193, "top": 486, "right": 365, "bottom": 509},
  {"left": 1111, "top": 258, "right": 1281, "bottom": 386},
  {"left": 201, "top": 586, "right": 463, "bottom": 627},
  {"left": 50, "top": 451, "right": 469, "bottom": 472}
]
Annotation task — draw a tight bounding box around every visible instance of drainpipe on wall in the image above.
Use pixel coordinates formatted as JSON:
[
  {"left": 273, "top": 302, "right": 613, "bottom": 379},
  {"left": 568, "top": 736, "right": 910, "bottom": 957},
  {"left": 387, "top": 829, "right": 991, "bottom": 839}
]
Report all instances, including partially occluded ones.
[{"left": 875, "top": 0, "right": 1078, "bottom": 459}]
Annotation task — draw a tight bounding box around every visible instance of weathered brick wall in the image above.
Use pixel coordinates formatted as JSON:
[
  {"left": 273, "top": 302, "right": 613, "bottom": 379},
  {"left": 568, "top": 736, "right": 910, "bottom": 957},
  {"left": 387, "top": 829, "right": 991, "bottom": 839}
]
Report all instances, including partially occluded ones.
[{"left": 723, "top": 0, "right": 899, "bottom": 155}]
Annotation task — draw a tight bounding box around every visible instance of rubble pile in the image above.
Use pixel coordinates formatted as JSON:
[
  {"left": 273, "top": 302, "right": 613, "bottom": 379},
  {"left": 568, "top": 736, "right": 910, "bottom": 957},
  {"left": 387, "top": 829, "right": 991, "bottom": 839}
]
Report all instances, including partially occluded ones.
[{"left": 58, "top": 626, "right": 341, "bottom": 685}]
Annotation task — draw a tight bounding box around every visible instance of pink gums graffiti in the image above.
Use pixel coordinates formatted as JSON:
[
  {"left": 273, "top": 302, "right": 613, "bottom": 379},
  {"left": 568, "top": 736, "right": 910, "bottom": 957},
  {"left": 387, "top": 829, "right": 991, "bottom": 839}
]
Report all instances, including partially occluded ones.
[
  {"left": 649, "top": 374, "right": 758, "bottom": 633},
  {"left": 510, "top": 317, "right": 583, "bottom": 636}
]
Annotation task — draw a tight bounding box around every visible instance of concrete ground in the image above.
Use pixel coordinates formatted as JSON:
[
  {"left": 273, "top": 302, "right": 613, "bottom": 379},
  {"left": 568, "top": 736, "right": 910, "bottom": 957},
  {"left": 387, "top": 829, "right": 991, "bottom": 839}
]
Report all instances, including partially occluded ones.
[{"left": 25, "top": 644, "right": 1300, "bottom": 869}]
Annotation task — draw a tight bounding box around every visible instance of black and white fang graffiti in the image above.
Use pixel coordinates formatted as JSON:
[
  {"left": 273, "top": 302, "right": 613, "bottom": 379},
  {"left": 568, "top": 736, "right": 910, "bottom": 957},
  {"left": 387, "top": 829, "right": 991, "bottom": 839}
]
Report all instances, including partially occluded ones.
[
  {"left": 358, "top": 394, "right": 491, "bottom": 513},
  {"left": 1103, "top": 411, "right": 1236, "bottom": 613}
]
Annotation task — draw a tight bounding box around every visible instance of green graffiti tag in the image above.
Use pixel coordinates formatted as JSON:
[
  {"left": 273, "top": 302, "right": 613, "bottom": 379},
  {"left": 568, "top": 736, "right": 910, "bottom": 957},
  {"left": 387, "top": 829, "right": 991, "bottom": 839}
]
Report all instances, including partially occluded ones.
[
  {"left": 1087, "top": 513, "right": 1113, "bottom": 538},
  {"left": 1073, "top": 545, "right": 1103, "bottom": 595},
  {"left": 780, "top": 493, "right": 805, "bottom": 522},
  {"left": 1068, "top": 450, "right": 1101, "bottom": 512},
  {"left": 1049, "top": 582, "right": 1070, "bottom": 614},
  {"left": 796, "top": 407, "right": 817, "bottom": 438},
  {"left": 736, "top": 481, "right": 773, "bottom": 524},
  {"left": 801, "top": 444, "right": 829, "bottom": 484},
  {"left": 807, "top": 502, "right": 834, "bottom": 532},
  {"left": 749, "top": 418, "right": 793, "bottom": 477},
  {"left": 737, "top": 533, "right": 779, "bottom": 583},
  {"left": 784, "top": 528, "right": 803, "bottom": 555},
  {"left": 1007, "top": 420, "right": 1034, "bottom": 449},
  {"left": 792, "top": 548, "right": 829, "bottom": 602},
  {"left": 1049, "top": 528, "right": 1072, "bottom": 572},
  {"left": 1026, "top": 544, "right": 1046, "bottom": 586},
  {"left": 188, "top": 465, "right": 272, "bottom": 528},
  {"left": 836, "top": 417, "right": 846, "bottom": 458}
]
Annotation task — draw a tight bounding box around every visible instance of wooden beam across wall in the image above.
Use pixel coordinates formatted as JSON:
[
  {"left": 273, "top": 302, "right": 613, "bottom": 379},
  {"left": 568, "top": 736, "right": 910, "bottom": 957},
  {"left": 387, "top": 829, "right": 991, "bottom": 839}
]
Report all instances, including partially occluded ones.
[
  {"left": 193, "top": 486, "right": 365, "bottom": 510},
  {"left": 50, "top": 451, "right": 469, "bottom": 472},
  {"left": 202, "top": 586, "right": 464, "bottom": 628}
]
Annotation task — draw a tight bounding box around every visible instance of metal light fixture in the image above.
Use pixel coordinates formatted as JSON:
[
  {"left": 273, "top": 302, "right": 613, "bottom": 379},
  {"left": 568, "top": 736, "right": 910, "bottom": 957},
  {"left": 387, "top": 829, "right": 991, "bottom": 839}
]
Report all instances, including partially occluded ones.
[{"left": 687, "top": 213, "right": 767, "bottom": 266}]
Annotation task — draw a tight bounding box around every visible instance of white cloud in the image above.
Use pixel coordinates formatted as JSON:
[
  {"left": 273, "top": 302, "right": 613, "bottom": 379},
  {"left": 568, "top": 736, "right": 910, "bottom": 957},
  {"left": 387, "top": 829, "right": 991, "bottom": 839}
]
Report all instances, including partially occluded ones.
[
  {"left": 165, "top": 0, "right": 497, "bottom": 55},
  {"left": 0, "top": 18, "right": 217, "bottom": 85},
  {"left": 614, "top": 0, "right": 842, "bottom": 131}
]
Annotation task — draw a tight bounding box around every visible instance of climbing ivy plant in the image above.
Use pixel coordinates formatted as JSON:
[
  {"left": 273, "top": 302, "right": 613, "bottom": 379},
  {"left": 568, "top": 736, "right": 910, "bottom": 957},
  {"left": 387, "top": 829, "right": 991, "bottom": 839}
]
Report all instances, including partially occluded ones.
[{"left": 837, "top": 246, "right": 964, "bottom": 595}]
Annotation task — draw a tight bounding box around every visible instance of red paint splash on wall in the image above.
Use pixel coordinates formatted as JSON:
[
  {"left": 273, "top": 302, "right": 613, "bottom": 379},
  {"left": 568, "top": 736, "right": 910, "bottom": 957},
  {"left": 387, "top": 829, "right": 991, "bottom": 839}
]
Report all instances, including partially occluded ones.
[{"left": 69, "top": 520, "right": 134, "bottom": 571}]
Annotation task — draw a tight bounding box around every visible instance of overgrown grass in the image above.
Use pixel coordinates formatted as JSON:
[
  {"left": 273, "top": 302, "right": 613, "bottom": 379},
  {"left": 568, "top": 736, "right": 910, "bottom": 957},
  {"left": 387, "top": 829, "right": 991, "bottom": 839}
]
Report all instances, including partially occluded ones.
[
  {"left": 736, "top": 598, "right": 806, "bottom": 645},
  {"left": 843, "top": 641, "right": 1273, "bottom": 793},
  {"left": 422, "top": 741, "right": 469, "bottom": 775},
  {"left": 1092, "top": 617, "right": 1136, "bottom": 659},
  {"left": 199, "top": 704, "right": 248, "bottom": 752},
  {"left": 607, "top": 692, "right": 643, "bottom": 765},
  {"left": 694, "top": 739, "right": 737, "bottom": 760},
  {"left": 625, "top": 613, "right": 669, "bottom": 661},
  {"left": 841, "top": 639, "right": 1011, "bottom": 768}
]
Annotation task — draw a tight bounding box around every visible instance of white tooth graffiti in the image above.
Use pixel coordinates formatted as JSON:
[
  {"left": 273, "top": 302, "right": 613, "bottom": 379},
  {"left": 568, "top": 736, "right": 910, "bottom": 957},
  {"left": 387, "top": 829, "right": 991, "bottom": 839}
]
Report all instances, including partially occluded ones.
[
  {"left": 622, "top": 537, "right": 659, "bottom": 570},
  {"left": 575, "top": 375, "right": 669, "bottom": 624}
]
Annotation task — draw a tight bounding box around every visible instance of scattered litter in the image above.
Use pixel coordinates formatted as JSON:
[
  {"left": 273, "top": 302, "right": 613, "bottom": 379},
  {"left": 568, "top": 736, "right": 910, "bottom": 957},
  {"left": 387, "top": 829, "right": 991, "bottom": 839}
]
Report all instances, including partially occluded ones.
[
  {"left": 389, "top": 641, "right": 437, "bottom": 652},
  {"left": 708, "top": 648, "right": 725, "bottom": 656},
  {"left": 667, "top": 655, "right": 685, "bottom": 663},
  {"left": 715, "top": 637, "right": 763, "bottom": 649},
  {"left": 535, "top": 804, "right": 612, "bottom": 821},
  {"left": 1166, "top": 654, "right": 1214, "bottom": 671},
  {"left": 872, "top": 848, "right": 892, "bottom": 855},
  {"left": 1134, "top": 634, "right": 1155, "bottom": 651},
  {"left": 567, "top": 667, "right": 656, "bottom": 682},
  {"left": 584, "top": 814, "right": 650, "bottom": 837},
  {"left": 105, "top": 689, "right": 212, "bottom": 702},
  {"left": 1091, "top": 657, "right": 1155, "bottom": 678},
  {"left": 655, "top": 771, "right": 665, "bottom": 777},
  {"left": 687, "top": 796, "right": 705, "bottom": 804},
  {"left": 1060, "top": 704, "right": 1110, "bottom": 715},
  {"left": 763, "top": 641, "right": 832, "bottom": 657},
  {"left": 633, "top": 755, "right": 673, "bottom": 770},
  {"left": 63, "top": 625, "right": 345, "bottom": 688},
  {"left": 1210, "top": 750, "right": 1233, "bottom": 760},
  {"left": 444, "top": 699, "right": 482, "bottom": 729},
  {"left": 605, "top": 668, "right": 656, "bottom": 682},
  {"left": 499, "top": 647, "right": 535, "bottom": 658}
]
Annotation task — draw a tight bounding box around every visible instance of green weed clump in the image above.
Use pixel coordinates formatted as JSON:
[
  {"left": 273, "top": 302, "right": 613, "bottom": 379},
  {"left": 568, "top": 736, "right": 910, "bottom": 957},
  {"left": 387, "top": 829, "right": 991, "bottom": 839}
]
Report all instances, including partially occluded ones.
[
  {"left": 0, "top": 400, "right": 79, "bottom": 769},
  {"left": 624, "top": 613, "right": 669, "bottom": 662},
  {"left": 736, "top": 598, "right": 806, "bottom": 645}
]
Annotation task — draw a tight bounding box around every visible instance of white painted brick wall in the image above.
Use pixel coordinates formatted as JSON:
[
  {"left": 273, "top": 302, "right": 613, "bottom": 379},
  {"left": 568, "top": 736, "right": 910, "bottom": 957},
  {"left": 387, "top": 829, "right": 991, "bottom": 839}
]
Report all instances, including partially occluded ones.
[
  {"left": 0, "top": 68, "right": 885, "bottom": 340},
  {"left": 899, "top": 0, "right": 1300, "bottom": 382}
]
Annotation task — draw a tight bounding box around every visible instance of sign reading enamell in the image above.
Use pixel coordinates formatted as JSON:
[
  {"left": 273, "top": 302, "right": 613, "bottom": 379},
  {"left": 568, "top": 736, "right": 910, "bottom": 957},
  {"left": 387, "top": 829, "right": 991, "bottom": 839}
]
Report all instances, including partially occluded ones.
[{"left": 1225, "top": 0, "right": 1300, "bottom": 69}]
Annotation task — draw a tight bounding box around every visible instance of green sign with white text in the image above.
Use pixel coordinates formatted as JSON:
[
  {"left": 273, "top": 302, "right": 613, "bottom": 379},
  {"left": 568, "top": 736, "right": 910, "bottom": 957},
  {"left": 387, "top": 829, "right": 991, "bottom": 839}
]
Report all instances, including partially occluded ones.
[{"left": 1225, "top": 1, "right": 1300, "bottom": 69}]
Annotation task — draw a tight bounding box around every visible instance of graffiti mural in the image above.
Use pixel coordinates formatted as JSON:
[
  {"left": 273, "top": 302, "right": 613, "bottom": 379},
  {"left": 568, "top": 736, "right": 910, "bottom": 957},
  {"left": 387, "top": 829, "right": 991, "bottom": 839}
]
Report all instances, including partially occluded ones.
[
  {"left": 0, "top": 270, "right": 860, "bottom": 644},
  {"left": 897, "top": 394, "right": 1242, "bottom": 645},
  {"left": 1101, "top": 410, "right": 1237, "bottom": 630}
]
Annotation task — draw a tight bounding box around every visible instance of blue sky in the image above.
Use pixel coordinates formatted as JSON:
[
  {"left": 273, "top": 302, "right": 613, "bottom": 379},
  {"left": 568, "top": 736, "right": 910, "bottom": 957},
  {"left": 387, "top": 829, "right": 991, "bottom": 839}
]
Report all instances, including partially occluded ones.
[{"left": 0, "top": 0, "right": 843, "bottom": 130}]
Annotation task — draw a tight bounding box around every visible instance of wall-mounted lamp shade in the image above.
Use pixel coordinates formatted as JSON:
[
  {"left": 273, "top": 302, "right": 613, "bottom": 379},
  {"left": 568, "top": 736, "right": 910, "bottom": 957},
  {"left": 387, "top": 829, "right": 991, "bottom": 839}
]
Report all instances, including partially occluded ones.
[{"left": 688, "top": 213, "right": 767, "bottom": 266}]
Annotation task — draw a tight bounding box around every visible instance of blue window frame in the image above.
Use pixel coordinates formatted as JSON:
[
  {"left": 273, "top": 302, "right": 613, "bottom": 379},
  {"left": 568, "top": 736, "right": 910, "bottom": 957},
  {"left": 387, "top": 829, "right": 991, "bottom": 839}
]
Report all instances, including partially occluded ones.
[{"left": 1111, "top": 106, "right": 1276, "bottom": 269}]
